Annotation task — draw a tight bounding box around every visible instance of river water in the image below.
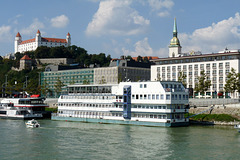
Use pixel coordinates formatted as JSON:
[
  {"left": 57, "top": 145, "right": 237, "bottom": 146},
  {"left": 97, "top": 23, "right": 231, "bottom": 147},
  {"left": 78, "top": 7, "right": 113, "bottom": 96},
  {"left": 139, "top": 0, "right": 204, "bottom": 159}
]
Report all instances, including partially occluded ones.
[{"left": 0, "top": 119, "right": 240, "bottom": 160}]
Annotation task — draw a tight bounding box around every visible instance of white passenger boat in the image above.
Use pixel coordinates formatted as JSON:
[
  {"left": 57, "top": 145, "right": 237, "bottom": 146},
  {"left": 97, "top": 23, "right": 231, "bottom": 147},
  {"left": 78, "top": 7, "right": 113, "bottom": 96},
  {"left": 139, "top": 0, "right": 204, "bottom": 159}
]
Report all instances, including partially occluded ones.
[
  {"left": 234, "top": 124, "right": 240, "bottom": 132},
  {"left": 52, "top": 81, "right": 189, "bottom": 127},
  {"left": 0, "top": 97, "right": 49, "bottom": 120},
  {"left": 26, "top": 119, "right": 40, "bottom": 128}
]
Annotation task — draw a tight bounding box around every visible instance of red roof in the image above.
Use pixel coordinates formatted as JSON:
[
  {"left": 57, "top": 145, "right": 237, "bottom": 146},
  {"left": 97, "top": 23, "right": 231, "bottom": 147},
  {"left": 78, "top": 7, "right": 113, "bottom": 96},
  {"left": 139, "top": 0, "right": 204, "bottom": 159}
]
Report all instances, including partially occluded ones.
[
  {"left": 20, "top": 37, "right": 67, "bottom": 45},
  {"left": 37, "top": 30, "right": 41, "bottom": 34},
  {"left": 20, "top": 38, "right": 35, "bottom": 44},
  {"left": 132, "top": 56, "right": 159, "bottom": 61},
  {"left": 67, "top": 32, "right": 70, "bottom": 36},
  {"left": 16, "top": 32, "right": 21, "bottom": 37},
  {"left": 42, "top": 37, "right": 67, "bottom": 43},
  {"left": 20, "top": 55, "right": 32, "bottom": 60}
]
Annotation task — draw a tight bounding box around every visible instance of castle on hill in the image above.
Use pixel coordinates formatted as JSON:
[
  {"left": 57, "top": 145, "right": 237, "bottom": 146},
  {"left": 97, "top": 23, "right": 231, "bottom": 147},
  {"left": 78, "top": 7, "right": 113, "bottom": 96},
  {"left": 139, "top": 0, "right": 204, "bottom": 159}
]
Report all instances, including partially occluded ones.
[{"left": 14, "top": 30, "right": 71, "bottom": 53}]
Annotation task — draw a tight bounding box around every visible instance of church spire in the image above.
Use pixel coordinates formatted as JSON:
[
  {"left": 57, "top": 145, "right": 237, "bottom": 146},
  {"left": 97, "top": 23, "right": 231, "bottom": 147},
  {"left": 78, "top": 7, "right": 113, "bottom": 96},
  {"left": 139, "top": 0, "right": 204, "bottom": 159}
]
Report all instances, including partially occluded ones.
[
  {"left": 173, "top": 18, "right": 177, "bottom": 38},
  {"left": 169, "top": 18, "right": 181, "bottom": 57}
]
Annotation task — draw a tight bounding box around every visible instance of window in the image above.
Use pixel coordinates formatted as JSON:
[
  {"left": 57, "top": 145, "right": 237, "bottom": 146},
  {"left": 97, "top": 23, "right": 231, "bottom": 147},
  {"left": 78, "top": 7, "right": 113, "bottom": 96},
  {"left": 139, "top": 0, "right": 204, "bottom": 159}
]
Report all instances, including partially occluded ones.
[
  {"left": 156, "top": 94, "right": 159, "bottom": 99},
  {"left": 144, "top": 84, "right": 147, "bottom": 88},
  {"left": 148, "top": 94, "right": 151, "bottom": 99},
  {"left": 132, "top": 95, "right": 135, "bottom": 99},
  {"left": 161, "top": 94, "right": 164, "bottom": 99},
  {"left": 179, "top": 95, "right": 181, "bottom": 100},
  {"left": 140, "top": 84, "right": 143, "bottom": 88},
  {"left": 166, "top": 94, "right": 170, "bottom": 100},
  {"left": 152, "top": 94, "right": 155, "bottom": 99},
  {"left": 144, "top": 94, "right": 147, "bottom": 99}
]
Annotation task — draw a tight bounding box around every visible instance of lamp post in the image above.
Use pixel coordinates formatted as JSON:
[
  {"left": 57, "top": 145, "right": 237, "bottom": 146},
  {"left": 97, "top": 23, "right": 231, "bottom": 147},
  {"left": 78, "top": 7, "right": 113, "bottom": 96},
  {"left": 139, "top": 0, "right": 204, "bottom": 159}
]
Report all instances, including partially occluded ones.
[{"left": 25, "top": 76, "right": 28, "bottom": 88}]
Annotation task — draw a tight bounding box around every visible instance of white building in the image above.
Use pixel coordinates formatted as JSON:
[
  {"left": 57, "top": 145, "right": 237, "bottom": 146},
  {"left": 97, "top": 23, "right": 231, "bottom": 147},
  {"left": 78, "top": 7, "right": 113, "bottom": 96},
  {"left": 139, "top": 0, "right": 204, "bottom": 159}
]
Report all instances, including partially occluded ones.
[
  {"left": 151, "top": 19, "right": 240, "bottom": 98},
  {"left": 14, "top": 30, "right": 71, "bottom": 53}
]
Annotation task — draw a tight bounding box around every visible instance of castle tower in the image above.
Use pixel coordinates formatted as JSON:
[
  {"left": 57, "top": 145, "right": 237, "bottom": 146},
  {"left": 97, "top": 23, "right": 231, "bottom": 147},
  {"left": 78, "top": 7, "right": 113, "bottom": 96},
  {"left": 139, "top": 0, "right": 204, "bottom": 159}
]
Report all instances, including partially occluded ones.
[
  {"left": 36, "top": 30, "right": 41, "bottom": 47},
  {"left": 19, "top": 55, "right": 32, "bottom": 70},
  {"left": 169, "top": 18, "right": 181, "bottom": 57},
  {"left": 66, "top": 32, "right": 71, "bottom": 45},
  {"left": 14, "top": 32, "right": 22, "bottom": 53}
]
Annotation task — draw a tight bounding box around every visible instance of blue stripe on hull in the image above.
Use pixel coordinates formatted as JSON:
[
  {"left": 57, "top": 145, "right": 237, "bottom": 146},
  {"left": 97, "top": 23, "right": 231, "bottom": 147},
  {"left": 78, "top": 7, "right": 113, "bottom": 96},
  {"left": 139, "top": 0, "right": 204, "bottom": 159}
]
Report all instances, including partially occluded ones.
[{"left": 51, "top": 116, "right": 189, "bottom": 127}]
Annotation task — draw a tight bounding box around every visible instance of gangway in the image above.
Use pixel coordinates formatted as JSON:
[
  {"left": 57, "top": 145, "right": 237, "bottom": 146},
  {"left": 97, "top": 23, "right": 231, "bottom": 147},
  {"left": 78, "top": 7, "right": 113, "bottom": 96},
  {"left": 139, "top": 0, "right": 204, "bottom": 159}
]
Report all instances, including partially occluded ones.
[{"left": 188, "top": 106, "right": 214, "bottom": 118}]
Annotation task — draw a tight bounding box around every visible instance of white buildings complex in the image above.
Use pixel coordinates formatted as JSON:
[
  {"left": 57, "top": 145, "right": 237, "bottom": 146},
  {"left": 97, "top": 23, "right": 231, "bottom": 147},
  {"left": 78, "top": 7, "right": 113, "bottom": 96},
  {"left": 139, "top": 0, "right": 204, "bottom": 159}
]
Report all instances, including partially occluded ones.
[
  {"left": 151, "top": 18, "right": 240, "bottom": 98},
  {"left": 14, "top": 30, "right": 71, "bottom": 53}
]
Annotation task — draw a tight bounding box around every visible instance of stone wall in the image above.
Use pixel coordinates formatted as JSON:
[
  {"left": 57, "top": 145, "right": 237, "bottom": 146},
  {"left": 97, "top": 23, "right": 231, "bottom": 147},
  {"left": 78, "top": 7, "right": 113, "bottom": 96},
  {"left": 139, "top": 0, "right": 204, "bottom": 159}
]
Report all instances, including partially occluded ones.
[{"left": 189, "top": 105, "right": 240, "bottom": 118}]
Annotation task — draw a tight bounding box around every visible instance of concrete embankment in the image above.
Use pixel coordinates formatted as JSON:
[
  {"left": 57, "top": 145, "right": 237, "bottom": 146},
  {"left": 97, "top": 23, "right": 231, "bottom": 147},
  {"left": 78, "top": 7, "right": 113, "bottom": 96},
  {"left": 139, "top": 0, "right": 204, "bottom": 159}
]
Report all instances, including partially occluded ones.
[{"left": 189, "top": 104, "right": 240, "bottom": 126}]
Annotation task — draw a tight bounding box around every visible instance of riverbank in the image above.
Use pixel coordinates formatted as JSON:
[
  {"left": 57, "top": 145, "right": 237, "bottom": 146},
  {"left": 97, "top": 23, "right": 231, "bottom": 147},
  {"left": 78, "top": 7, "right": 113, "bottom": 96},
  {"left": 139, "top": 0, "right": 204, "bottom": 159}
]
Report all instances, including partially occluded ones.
[{"left": 189, "top": 106, "right": 240, "bottom": 126}]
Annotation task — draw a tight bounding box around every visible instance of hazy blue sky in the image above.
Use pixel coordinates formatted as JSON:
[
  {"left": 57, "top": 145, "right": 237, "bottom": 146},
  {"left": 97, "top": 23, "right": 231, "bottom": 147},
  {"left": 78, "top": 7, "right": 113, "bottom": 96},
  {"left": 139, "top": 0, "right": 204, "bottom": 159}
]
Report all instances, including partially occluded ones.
[{"left": 0, "top": 0, "right": 240, "bottom": 58}]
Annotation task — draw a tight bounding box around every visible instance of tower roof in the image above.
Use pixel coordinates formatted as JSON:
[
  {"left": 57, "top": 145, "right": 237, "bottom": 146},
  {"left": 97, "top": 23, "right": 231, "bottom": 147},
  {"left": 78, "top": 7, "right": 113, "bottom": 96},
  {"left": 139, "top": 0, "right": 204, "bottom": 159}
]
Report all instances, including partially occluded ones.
[
  {"left": 37, "top": 30, "right": 41, "bottom": 34},
  {"left": 20, "top": 55, "right": 31, "bottom": 60},
  {"left": 67, "top": 32, "right": 70, "bottom": 36},
  {"left": 16, "top": 32, "right": 21, "bottom": 37},
  {"left": 170, "top": 18, "right": 180, "bottom": 46}
]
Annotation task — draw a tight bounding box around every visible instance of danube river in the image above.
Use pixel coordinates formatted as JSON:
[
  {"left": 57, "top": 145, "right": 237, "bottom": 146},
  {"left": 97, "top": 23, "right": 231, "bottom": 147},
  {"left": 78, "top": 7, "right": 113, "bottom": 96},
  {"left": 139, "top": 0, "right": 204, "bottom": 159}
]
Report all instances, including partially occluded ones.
[{"left": 1, "top": 119, "right": 239, "bottom": 160}]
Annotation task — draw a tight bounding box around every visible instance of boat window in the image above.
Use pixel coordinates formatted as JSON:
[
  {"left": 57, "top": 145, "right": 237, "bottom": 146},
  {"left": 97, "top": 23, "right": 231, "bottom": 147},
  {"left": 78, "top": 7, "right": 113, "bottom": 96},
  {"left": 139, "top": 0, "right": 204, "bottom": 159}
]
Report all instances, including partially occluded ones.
[
  {"left": 152, "top": 94, "right": 155, "bottom": 99},
  {"left": 161, "top": 94, "right": 164, "bottom": 99},
  {"left": 132, "top": 94, "right": 135, "bottom": 99},
  {"left": 148, "top": 94, "right": 151, "bottom": 99},
  {"left": 166, "top": 94, "right": 170, "bottom": 100}
]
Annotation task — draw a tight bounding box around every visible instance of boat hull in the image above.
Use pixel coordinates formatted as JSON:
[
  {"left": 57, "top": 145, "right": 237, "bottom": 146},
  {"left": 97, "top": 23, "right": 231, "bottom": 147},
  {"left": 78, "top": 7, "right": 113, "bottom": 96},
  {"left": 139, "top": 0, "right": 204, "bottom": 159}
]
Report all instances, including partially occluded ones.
[
  {"left": 0, "top": 114, "right": 43, "bottom": 120},
  {"left": 51, "top": 116, "right": 189, "bottom": 127}
]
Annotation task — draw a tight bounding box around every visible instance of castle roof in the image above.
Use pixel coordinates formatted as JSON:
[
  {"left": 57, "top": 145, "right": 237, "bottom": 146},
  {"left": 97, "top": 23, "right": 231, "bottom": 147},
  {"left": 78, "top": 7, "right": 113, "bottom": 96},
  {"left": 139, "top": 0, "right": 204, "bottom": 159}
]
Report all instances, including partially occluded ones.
[
  {"left": 20, "top": 37, "right": 67, "bottom": 45},
  {"left": 20, "top": 55, "right": 31, "bottom": 60},
  {"left": 67, "top": 32, "right": 70, "bottom": 36},
  {"left": 16, "top": 32, "right": 21, "bottom": 37},
  {"left": 37, "top": 30, "right": 40, "bottom": 34}
]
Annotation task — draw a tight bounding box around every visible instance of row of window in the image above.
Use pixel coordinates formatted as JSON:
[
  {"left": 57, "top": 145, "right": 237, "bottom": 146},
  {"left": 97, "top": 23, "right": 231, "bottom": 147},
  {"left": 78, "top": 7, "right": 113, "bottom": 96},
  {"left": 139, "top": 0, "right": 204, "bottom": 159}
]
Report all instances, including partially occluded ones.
[
  {"left": 131, "top": 94, "right": 188, "bottom": 100},
  {"left": 158, "top": 62, "right": 230, "bottom": 72},
  {"left": 44, "top": 71, "right": 93, "bottom": 76},
  {"left": 156, "top": 55, "right": 236, "bottom": 65}
]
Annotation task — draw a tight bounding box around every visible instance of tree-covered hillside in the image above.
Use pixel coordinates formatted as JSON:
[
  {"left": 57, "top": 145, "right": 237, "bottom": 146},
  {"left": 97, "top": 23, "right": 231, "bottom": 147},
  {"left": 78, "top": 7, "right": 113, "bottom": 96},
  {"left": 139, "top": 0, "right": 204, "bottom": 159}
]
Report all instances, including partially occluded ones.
[{"left": 0, "top": 45, "right": 112, "bottom": 97}]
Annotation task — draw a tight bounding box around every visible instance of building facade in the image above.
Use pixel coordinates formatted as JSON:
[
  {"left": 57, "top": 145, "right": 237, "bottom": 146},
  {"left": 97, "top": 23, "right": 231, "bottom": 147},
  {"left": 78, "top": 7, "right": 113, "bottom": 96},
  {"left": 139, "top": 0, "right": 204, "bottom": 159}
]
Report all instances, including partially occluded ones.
[
  {"left": 41, "top": 68, "right": 94, "bottom": 97},
  {"left": 151, "top": 19, "right": 239, "bottom": 98},
  {"left": 15, "top": 30, "right": 71, "bottom": 53},
  {"left": 41, "top": 63, "right": 150, "bottom": 97},
  {"left": 94, "top": 66, "right": 150, "bottom": 84}
]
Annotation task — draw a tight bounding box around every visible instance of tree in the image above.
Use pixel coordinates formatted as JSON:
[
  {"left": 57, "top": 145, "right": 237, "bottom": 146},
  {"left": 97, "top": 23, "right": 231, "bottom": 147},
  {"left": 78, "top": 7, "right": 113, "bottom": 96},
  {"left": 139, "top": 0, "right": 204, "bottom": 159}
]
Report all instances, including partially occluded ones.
[
  {"left": 194, "top": 70, "right": 211, "bottom": 96},
  {"left": 41, "top": 80, "right": 50, "bottom": 97},
  {"left": 156, "top": 73, "right": 161, "bottom": 81},
  {"left": 99, "top": 76, "right": 106, "bottom": 84},
  {"left": 137, "top": 56, "right": 143, "bottom": 62},
  {"left": 70, "top": 77, "right": 76, "bottom": 85},
  {"left": 54, "top": 78, "right": 65, "bottom": 97},
  {"left": 178, "top": 71, "right": 187, "bottom": 88},
  {"left": 83, "top": 80, "right": 90, "bottom": 84},
  {"left": 224, "top": 68, "right": 240, "bottom": 98}
]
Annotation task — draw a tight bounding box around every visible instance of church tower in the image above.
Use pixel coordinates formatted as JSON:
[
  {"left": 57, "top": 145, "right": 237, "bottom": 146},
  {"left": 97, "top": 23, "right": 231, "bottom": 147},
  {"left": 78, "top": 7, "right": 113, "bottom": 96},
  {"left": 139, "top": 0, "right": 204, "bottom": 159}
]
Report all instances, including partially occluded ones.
[
  {"left": 14, "top": 32, "right": 22, "bottom": 53},
  {"left": 169, "top": 18, "right": 181, "bottom": 57}
]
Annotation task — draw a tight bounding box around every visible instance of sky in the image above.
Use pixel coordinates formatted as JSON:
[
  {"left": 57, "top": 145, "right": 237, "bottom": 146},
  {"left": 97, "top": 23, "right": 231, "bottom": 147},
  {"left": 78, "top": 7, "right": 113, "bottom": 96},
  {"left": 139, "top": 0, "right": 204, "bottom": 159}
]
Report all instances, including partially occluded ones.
[{"left": 0, "top": 0, "right": 240, "bottom": 58}]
